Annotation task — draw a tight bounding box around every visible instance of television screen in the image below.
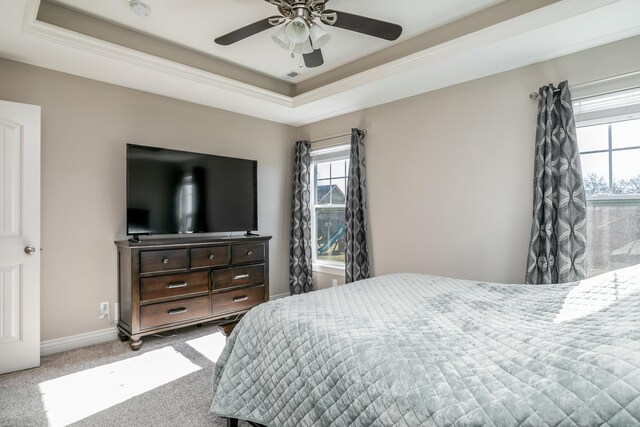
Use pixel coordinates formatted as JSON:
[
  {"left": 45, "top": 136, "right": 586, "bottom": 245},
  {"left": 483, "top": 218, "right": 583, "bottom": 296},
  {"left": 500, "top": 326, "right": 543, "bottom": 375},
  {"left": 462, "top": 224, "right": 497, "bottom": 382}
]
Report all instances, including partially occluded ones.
[{"left": 126, "top": 144, "right": 257, "bottom": 235}]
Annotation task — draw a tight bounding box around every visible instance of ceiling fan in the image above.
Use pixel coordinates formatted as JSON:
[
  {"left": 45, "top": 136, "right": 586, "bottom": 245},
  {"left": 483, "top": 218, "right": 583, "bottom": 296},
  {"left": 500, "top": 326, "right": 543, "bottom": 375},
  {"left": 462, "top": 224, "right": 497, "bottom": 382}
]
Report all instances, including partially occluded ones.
[{"left": 214, "top": 0, "right": 403, "bottom": 68}]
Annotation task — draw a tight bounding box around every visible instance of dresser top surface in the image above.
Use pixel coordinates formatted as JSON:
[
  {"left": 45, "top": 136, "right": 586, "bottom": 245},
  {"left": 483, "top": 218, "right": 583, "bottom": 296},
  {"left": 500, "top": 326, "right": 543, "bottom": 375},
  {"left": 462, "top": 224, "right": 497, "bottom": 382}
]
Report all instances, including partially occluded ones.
[{"left": 115, "top": 235, "right": 272, "bottom": 249}]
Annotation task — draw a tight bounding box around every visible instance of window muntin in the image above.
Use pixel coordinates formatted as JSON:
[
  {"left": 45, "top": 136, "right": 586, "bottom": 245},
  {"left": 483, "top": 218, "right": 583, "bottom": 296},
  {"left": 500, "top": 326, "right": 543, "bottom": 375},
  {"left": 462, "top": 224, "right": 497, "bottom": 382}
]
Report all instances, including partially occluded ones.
[
  {"left": 612, "top": 119, "right": 640, "bottom": 149},
  {"left": 577, "top": 117, "right": 640, "bottom": 277},
  {"left": 311, "top": 146, "right": 349, "bottom": 267}
]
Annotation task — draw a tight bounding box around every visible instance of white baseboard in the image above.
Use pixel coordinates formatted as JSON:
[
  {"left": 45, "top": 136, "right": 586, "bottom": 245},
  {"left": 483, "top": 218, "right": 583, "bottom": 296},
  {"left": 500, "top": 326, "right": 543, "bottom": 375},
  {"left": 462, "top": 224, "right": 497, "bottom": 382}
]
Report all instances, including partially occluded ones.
[
  {"left": 41, "top": 326, "right": 119, "bottom": 356},
  {"left": 269, "top": 292, "right": 290, "bottom": 300}
]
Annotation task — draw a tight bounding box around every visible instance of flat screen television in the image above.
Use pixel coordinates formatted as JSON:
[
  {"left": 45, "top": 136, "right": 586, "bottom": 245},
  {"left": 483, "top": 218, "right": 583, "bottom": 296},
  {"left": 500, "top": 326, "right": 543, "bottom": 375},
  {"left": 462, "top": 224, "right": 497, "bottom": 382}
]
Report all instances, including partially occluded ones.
[{"left": 126, "top": 144, "right": 257, "bottom": 236}]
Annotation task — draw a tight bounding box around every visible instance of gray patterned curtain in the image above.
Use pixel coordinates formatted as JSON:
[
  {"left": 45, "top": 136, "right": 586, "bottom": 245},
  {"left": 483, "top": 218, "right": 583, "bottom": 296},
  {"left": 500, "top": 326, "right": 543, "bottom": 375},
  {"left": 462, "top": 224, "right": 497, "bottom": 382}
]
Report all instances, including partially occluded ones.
[
  {"left": 290, "top": 140, "right": 313, "bottom": 295},
  {"left": 525, "top": 81, "right": 587, "bottom": 284},
  {"left": 345, "top": 128, "right": 370, "bottom": 283}
]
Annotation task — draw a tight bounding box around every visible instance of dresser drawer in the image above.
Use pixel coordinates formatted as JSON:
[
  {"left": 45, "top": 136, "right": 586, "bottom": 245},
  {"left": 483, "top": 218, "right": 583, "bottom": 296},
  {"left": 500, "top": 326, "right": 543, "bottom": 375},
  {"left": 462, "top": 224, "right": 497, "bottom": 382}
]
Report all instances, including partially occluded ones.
[
  {"left": 211, "top": 264, "right": 265, "bottom": 291},
  {"left": 212, "top": 286, "right": 265, "bottom": 315},
  {"left": 140, "top": 296, "right": 210, "bottom": 330},
  {"left": 140, "top": 249, "right": 188, "bottom": 273},
  {"left": 231, "top": 243, "right": 264, "bottom": 264},
  {"left": 190, "top": 246, "right": 229, "bottom": 269},
  {"left": 140, "top": 271, "right": 209, "bottom": 302}
]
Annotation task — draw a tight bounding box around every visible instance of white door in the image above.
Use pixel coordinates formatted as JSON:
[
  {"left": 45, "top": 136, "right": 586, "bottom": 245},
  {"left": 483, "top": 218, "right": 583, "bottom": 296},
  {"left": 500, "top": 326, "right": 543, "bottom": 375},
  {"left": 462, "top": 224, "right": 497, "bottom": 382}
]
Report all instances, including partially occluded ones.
[{"left": 0, "top": 100, "right": 41, "bottom": 374}]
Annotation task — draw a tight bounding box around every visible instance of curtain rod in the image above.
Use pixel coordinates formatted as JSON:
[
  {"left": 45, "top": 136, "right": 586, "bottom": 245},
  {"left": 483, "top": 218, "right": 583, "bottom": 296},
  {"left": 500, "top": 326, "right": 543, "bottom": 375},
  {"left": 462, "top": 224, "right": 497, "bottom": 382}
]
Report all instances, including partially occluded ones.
[
  {"left": 311, "top": 129, "right": 367, "bottom": 144},
  {"left": 529, "top": 70, "right": 640, "bottom": 100}
]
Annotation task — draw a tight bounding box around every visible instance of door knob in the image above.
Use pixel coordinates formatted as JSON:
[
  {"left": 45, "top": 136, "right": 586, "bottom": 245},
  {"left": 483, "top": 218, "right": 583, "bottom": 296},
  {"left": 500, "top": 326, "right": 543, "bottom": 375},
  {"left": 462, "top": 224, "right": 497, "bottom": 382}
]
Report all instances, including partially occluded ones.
[{"left": 24, "top": 245, "right": 36, "bottom": 255}]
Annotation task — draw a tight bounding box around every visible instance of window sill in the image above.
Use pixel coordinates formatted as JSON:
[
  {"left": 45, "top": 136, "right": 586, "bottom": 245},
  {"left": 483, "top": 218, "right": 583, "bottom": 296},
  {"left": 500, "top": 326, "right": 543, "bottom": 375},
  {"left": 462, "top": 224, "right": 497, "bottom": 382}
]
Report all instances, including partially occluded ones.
[
  {"left": 312, "top": 262, "right": 345, "bottom": 276},
  {"left": 587, "top": 196, "right": 640, "bottom": 205}
]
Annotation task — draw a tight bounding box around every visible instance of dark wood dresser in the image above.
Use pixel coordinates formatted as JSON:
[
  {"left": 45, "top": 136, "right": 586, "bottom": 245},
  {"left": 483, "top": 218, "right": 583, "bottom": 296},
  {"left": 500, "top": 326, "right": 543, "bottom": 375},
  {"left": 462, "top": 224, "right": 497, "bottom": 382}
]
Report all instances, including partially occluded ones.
[{"left": 115, "top": 235, "right": 271, "bottom": 350}]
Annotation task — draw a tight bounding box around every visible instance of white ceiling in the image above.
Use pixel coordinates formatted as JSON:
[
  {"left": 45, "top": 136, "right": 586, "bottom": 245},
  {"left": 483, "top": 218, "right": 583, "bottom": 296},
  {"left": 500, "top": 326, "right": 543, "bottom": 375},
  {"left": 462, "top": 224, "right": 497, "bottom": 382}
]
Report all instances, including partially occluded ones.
[
  {"left": 1, "top": 0, "right": 640, "bottom": 126},
  {"left": 48, "top": 0, "right": 506, "bottom": 82}
]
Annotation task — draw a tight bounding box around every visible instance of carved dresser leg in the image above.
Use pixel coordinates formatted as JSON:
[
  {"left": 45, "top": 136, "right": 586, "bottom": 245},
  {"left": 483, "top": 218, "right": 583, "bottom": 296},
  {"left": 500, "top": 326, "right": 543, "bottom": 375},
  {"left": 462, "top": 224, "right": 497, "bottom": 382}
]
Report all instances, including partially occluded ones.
[
  {"left": 221, "top": 322, "right": 237, "bottom": 337},
  {"left": 129, "top": 337, "right": 142, "bottom": 351},
  {"left": 117, "top": 331, "right": 129, "bottom": 342}
]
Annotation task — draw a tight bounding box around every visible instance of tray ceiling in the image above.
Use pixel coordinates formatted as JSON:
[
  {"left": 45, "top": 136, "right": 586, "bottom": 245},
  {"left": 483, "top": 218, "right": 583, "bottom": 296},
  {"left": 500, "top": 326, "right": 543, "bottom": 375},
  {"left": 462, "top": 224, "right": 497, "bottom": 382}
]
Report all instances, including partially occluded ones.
[
  {"left": 47, "top": 0, "right": 506, "bottom": 83},
  {"left": 1, "top": 0, "right": 640, "bottom": 126}
]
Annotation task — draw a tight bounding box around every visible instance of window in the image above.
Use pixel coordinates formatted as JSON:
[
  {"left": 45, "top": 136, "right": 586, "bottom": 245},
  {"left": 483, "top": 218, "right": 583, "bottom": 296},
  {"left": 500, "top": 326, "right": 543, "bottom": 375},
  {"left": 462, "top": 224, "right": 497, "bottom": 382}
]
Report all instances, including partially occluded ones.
[
  {"left": 577, "top": 117, "right": 640, "bottom": 277},
  {"left": 310, "top": 145, "right": 350, "bottom": 271}
]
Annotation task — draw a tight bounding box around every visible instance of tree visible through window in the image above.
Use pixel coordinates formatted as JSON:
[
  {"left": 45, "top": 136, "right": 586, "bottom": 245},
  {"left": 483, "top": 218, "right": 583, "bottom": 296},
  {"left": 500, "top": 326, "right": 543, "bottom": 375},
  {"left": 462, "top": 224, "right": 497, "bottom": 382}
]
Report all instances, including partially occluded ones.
[
  {"left": 578, "top": 118, "right": 640, "bottom": 277},
  {"left": 311, "top": 146, "right": 349, "bottom": 265}
]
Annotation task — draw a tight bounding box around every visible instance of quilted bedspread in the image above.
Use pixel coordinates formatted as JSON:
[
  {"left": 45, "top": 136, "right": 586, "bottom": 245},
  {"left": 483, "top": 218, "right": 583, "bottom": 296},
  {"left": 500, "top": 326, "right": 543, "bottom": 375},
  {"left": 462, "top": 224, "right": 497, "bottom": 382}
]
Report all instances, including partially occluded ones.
[{"left": 210, "top": 266, "right": 640, "bottom": 426}]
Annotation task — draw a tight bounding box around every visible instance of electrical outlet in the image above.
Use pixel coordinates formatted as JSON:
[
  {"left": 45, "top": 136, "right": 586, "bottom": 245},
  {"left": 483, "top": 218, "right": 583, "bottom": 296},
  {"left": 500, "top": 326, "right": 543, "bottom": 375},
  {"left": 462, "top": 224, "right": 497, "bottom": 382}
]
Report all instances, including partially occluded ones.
[
  {"left": 99, "top": 302, "right": 109, "bottom": 319},
  {"left": 332, "top": 279, "right": 338, "bottom": 288}
]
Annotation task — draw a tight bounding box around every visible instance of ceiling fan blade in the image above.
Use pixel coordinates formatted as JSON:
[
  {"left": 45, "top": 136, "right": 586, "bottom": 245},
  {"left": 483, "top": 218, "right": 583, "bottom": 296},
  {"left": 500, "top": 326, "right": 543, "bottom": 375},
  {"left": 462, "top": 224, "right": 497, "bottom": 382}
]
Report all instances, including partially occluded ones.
[
  {"left": 214, "top": 16, "right": 282, "bottom": 46},
  {"left": 324, "top": 10, "right": 402, "bottom": 41},
  {"left": 303, "top": 49, "right": 324, "bottom": 68}
]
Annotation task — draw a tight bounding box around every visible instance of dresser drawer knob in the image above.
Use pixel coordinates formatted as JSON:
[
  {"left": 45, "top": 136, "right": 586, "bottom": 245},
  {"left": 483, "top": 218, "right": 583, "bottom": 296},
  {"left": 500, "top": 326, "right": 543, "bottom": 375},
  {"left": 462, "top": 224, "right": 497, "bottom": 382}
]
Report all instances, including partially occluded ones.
[
  {"left": 208, "top": 254, "right": 215, "bottom": 260},
  {"left": 233, "top": 296, "right": 249, "bottom": 303},
  {"left": 233, "top": 274, "right": 250, "bottom": 280},
  {"left": 168, "top": 308, "right": 187, "bottom": 315},
  {"left": 162, "top": 258, "right": 169, "bottom": 264},
  {"left": 166, "top": 282, "right": 188, "bottom": 289},
  {"left": 246, "top": 251, "right": 253, "bottom": 256}
]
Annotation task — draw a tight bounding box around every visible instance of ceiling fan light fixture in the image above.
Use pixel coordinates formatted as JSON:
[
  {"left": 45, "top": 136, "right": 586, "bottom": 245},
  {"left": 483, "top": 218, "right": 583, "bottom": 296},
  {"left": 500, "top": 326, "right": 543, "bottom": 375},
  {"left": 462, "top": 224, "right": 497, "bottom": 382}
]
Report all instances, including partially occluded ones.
[
  {"left": 309, "top": 22, "right": 331, "bottom": 49},
  {"left": 271, "top": 26, "right": 290, "bottom": 50},
  {"left": 293, "top": 39, "right": 314, "bottom": 55},
  {"left": 285, "top": 17, "right": 310, "bottom": 44},
  {"left": 214, "top": 1, "right": 403, "bottom": 70}
]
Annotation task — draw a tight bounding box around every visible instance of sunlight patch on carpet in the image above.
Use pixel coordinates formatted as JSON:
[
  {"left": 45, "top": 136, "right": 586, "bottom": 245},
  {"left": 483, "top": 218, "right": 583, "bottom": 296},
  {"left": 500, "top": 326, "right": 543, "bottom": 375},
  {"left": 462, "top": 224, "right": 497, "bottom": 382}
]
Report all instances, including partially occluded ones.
[
  {"left": 39, "top": 346, "right": 201, "bottom": 426},
  {"left": 186, "top": 331, "right": 226, "bottom": 363}
]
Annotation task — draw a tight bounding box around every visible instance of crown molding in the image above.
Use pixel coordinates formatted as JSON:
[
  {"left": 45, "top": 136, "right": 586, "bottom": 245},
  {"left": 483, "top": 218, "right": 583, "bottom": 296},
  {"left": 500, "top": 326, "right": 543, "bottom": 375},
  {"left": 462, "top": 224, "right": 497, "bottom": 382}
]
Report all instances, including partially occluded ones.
[
  {"left": 292, "top": 0, "right": 627, "bottom": 107},
  {"left": 22, "top": 10, "right": 293, "bottom": 108},
  {"left": 5, "top": 0, "right": 640, "bottom": 126}
]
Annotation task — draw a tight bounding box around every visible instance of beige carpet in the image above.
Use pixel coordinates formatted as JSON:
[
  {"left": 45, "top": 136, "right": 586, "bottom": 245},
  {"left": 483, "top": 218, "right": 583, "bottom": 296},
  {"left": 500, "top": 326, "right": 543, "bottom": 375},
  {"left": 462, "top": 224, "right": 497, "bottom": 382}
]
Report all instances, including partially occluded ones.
[{"left": 0, "top": 323, "right": 250, "bottom": 426}]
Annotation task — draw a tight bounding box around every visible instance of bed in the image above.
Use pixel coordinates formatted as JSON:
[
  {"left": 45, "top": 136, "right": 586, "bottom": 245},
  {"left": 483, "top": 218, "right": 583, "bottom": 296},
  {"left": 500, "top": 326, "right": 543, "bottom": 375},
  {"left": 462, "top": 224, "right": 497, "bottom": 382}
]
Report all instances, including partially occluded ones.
[{"left": 210, "top": 265, "right": 640, "bottom": 426}]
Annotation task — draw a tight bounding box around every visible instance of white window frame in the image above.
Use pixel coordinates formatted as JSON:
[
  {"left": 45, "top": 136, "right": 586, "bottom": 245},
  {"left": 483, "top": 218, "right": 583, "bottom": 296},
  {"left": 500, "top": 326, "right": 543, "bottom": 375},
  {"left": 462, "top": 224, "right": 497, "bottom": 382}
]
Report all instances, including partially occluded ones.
[
  {"left": 310, "top": 144, "right": 350, "bottom": 276},
  {"left": 577, "top": 104, "right": 640, "bottom": 278},
  {"left": 577, "top": 111, "right": 640, "bottom": 206}
]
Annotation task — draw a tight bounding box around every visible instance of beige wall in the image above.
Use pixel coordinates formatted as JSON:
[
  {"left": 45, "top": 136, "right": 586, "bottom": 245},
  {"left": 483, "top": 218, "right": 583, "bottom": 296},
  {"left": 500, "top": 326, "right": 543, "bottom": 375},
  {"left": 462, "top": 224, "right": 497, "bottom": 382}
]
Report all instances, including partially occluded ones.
[
  {"left": 0, "top": 58, "right": 294, "bottom": 341},
  {"left": 1, "top": 34, "right": 639, "bottom": 341},
  {"left": 313, "top": 272, "right": 345, "bottom": 290},
  {"left": 303, "top": 36, "right": 640, "bottom": 285}
]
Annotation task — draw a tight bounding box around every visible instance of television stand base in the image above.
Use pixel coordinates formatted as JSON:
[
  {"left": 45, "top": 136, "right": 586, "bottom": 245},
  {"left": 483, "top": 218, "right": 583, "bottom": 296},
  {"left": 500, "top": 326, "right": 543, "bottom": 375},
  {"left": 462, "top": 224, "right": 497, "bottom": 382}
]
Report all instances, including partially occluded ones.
[
  {"left": 128, "top": 233, "right": 149, "bottom": 243},
  {"left": 244, "top": 231, "right": 260, "bottom": 237}
]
